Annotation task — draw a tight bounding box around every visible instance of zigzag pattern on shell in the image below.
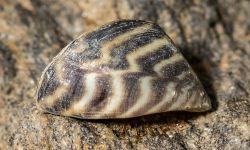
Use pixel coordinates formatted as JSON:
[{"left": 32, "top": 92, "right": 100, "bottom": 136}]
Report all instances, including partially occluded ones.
[{"left": 36, "top": 20, "right": 211, "bottom": 119}]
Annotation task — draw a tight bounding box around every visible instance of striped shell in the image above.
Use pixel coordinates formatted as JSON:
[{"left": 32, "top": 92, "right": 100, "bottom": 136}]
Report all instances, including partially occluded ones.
[{"left": 36, "top": 20, "right": 211, "bottom": 119}]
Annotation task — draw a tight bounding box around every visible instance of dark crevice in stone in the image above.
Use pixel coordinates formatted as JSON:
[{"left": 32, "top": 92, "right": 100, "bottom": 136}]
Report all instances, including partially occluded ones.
[
  {"left": 15, "top": 1, "right": 72, "bottom": 56},
  {"left": 148, "top": 0, "right": 159, "bottom": 22},
  {"left": 0, "top": 42, "right": 17, "bottom": 80},
  {"left": 173, "top": 133, "right": 188, "bottom": 150},
  {"left": 208, "top": 0, "right": 249, "bottom": 56},
  {"left": 167, "top": 8, "right": 187, "bottom": 48},
  {"left": 211, "top": 1, "right": 234, "bottom": 38},
  {"left": 127, "top": 0, "right": 159, "bottom": 22}
]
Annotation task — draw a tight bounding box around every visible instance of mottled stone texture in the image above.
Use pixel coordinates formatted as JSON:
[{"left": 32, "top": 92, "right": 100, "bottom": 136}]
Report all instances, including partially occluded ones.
[{"left": 0, "top": 0, "right": 249, "bottom": 149}]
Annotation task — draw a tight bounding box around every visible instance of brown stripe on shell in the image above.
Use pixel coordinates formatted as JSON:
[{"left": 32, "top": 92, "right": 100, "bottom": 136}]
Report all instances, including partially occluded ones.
[
  {"left": 117, "top": 75, "right": 153, "bottom": 118},
  {"left": 81, "top": 74, "right": 112, "bottom": 117},
  {"left": 115, "top": 72, "right": 143, "bottom": 117},
  {"left": 109, "top": 30, "right": 166, "bottom": 70},
  {"left": 44, "top": 79, "right": 84, "bottom": 114},
  {"left": 160, "top": 59, "right": 190, "bottom": 79},
  {"left": 126, "top": 77, "right": 168, "bottom": 117},
  {"left": 91, "top": 73, "right": 125, "bottom": 118},
  {"left": 136, "top": 45, "right": 175, "bottom": 74},
  {"left": 37, "top": 64, "right": 60, "bottom": 102},
  {"left": 176, "top": 72, "right": 196, "bottom": 90},
  {"left": 163, "top": 73, "right": 197, "bottom": 111},
  {"left": 144, "top": 81, "right": 177, "bottom": 115},
  {"left": 168, "top": 82, "right": 196, "bottom": 111},
  {"left": 145, "top": 73, "right": 194, "bottom": 114},
  {"left": 184, "top": 91, "right": 199, "bottom": 110},
  {"left": 45, "top": 63, "right": 86, "bottom": 114}
]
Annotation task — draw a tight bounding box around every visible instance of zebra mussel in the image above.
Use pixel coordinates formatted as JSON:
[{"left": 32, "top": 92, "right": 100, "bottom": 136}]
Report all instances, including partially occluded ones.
[{"left": 36, "top": 20, "right": 211, "bottom": 119}]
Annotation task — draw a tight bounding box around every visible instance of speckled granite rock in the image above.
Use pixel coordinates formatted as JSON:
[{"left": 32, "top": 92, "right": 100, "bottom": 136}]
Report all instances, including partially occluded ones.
[{"left": 0, "top": 0, "right": 249, "bottom": 149}]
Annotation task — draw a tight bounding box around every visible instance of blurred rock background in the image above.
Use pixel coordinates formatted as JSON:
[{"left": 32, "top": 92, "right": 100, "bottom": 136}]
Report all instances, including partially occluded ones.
[{"left": 0, "top": 0, "right": 249, "bottom": 149}]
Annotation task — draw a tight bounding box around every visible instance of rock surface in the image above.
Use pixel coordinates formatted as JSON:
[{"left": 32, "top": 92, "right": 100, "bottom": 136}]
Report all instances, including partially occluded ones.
[{"left": 0, "top": 0, "right": 249, "bottom": 149}]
